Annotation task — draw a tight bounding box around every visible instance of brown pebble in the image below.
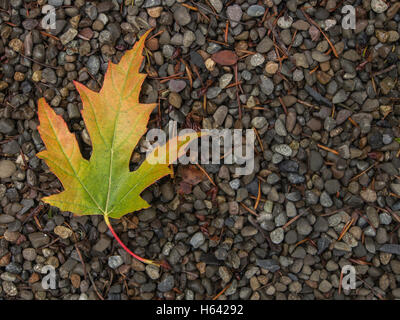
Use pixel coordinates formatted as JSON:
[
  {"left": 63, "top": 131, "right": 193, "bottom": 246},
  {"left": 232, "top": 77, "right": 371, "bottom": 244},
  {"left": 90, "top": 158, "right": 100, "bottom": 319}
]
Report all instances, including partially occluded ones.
[
  {"left": 70, "top": 273, "right": 81, "bottom": 289},
  {"left": 147, "top": 7, "right": 163, "bottom": 18},
  {"left": 29, "top": 273, "right": 40, "bottom": 284},
  {"left": 146, "top": 38, "right": 159, "bottom": 51},
  {"left": 265, "top": 61, "right": 279, "bottom": 74}
]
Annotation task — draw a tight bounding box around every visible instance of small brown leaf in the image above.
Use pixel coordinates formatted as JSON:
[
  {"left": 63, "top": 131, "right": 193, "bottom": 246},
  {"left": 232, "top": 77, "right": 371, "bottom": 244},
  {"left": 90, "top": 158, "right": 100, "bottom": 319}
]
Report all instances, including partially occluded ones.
[
  {"left": 178, "top": 165, "right": 205, "bottom": 185},
  {"left": 211, "top": 50, "right": 238, "bottom": 66}
]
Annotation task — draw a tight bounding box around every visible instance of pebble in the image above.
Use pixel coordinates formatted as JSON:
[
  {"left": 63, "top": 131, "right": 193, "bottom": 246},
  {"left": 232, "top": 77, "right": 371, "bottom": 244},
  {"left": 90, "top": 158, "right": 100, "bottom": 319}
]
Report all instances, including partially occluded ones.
[
  {"left": 270, "top": 228, "right": 284, "bottom": 244},
  {"left": 227, "top": 5, "right": 242, "bottom": 27},
  {"left": 0, "top": 160, "right": 17, "bottom": 178},
  {"left": 360, "top": 189, "right": 377, "bottom": 203},
  {"left": 2, "top": 281, "right": 18, "bottom": 296},
  {"left": 219, "top": 74, "right": 233, "bottom": 89},
  {"left": 371, "top": 0, "right": 388, "bottom": 13},
  {"left": 320, "top": 191, "right": 333, "bottom": 208},
  {"left": 28, "top": 232, "right": 50, "bottom": 248},
  {"left": 169, "top": 79, "right": 186, "bottom": 93},
  {"left": 277, "top": 16, "right": 293, "bottom": 29},
  {"left": 265, "top": 62, "right": 279, "bottom": 74},
  {"left": 251, "top": 117, "right": 267, "bottom": 129},
  {"left": 60, "top": 28, "right": 78, "bottom": 45},
  {"left": 247, "top": 5, "right": 265, "bottom": 17},
  {"left": 158, "top": 274, "right": 175, "bottom": 292},
  {"left": 209, "top": 0, "right": 222, "bottom": 13},
  {"left": 250, "top": 53, "right": 265, "bottom": 67},
  {"left": 190, "top": 232, "right": 205, "bottom": 248},
  {"left": 256, "top": 259, "right": 280, "bottom": 272},
  {"left": 297, "top": 218, "right": 312, "bottom": 236},
  {"left": 275, "top": 119, "right": 287, "bottom": 136},
  {"left": 379, "top": 244, "right": 400, "bottom": 256},
  {"left": 256, "top": 37, "right": 274, "bottom": 53},
  {"left": 54, "top": 225, "right": 73, "bottom": 239},
  {"left": 309, "top": 151, "right": 323, "bottom": 172},
  {"left": 174, "top": 7, "right": 191, "bottom": 26},
  {"left": 86, "top": 56, "right": 100, "bottom": 75},
  {"left": 259, "top": 75, "right": 274, "bottom": 95}
]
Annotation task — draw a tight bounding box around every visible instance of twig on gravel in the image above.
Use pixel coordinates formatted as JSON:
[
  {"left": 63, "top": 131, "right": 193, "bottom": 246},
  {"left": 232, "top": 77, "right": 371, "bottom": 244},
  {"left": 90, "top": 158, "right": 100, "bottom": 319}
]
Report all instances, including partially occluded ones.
[
  {"left": 254, "top": 180, "right": 261, "bottom": 210},
  {"left": 300, "top": 7, "right": 339, "bottom": 58},
  {"left": 283, "top": 211, "right": 305, "bottom": 229},
  {"left": 278, "top": 97, "right": 288, "bottom": 115},
  {"left": 212, "top": 282, "right": 231, "bottom": 300},
  {"left": 195, "top": 163, "right": 216, "bottom": 186},
  {"left": 240, "top": 202, "right": 259, "bottom": 217},
  {"left": 350, "top": 163, "right": 377, "bottom": 182},
  {"left": 253, "top": 127, "right": 264, "bottom": 153},
  {"left": 357, "top": 276, "right": 385, "bottom": 300},
  {"left": 372, "top": 64, "right": 396, "bottom": 77},
  {"left": 337, "top": 217, "right": 355, "bottom": 241},
  {"left": 190, "top": 1, "right": 252, "bottom": 26},
  {"left": 88, "top": 272, "right": 105, "bottom": 300},
  {"left": 74, "top": 243, "right": 88, "bottom": 281},
  {"left": 317, "top": 144, "right": 339, "bottom": 155},
  {"left": 18, "top": 53, "right": 60, "bottom": 69}
]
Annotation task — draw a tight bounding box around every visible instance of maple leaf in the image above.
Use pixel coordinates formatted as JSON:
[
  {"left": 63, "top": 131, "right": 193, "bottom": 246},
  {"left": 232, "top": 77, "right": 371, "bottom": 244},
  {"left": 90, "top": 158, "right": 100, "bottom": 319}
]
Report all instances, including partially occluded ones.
[{"left": 37, "top": 30, "right": 198, "bottom": 268}]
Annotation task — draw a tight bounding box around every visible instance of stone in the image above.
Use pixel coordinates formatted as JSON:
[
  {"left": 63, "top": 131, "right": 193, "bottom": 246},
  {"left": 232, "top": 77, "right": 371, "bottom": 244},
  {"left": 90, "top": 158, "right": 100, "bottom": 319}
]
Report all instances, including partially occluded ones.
[
  {"left": 60, "top": 28, "right": 78, "bottom": 45},
  {"left": 54, "top": 226, "right": 73, "bottom": 239},
  {"left": 219, "top": 74, "right": 233, "bottom": 89},
  {"left": 108, "top": 256, "right": 123, "bottom": 269},
  {"left": 139, "top": 208, "right": 156, "bottom": 222},
  {"left": 209, "top": 0, "right": 223, "bottom": 13},
  {"left": 251, "top": 117, "right": 267, "bottom": 129},
  {"left": 275, "top": 119, "right": 287, "bottom": 136},
  {"left": 277, "top": 16, "right": 293, "bottom": 29},
  {"left": 297, "top": 218, "right": 312, "bottom": 236},
  {"left": 371, "top": 0, "right": 388, "bottom": 13},
  {"left": 259, "top": 75, "right": 274, "bottom": 95},
  {"left": 247, "top": 5, "right": 265, "bottom": 17},
  {"left": 183, "top": 31, "right": 196, "bottom": 47},
  {"left": 169, "top": 79, "right": 186, "bottom": 93},
  {"left": 379, "top": 244, "right": 400, "bottom": 256},
  {"left": 213, "top": 106, "right": 228, "bottom": 126},
  {"left": 0, "top": 160, "right": 16, "bottom": 178},
  {"left": 275, "top": 144, "right": 292, "bottom": 157},
  {"left": 320, "top": 191, "right": 333, "bottom": 207},
  {"left": 86, "top": 56, "right": 100, "bottom": 75},
  {"left": 28, "top": 232, "right": 50, "bottom": 248},
  {"left": 190, "top": 232, "right": 205, "bottom": 248},
  {"left": 360, "top": 189, "right": 377, "bottom": 202},
  {"left": 169, "top": 92, "right": 182, "bottom": 109},
  {"left": 227, "top": 5, "right": 242, "bottom": 27},
  {"left": 158, "top": 274, "right": 175, "bottom": 292},
  {"left": 256, "top": 259, "right": 280, "bottom": 272},
  {"left": 22, "top": 248, "right": 37, "bottom": 261},
  {"left": 145, "top": 264, "right": 160, "bottom": 280},
  {"left": 265, "top": 62, "right": 279, "bottom": 74},
  {"left": 250, "top": 53, "right": 265, "bottom": 67},
  {"left": 256, "top": 37, "right": 274, "bottom": 53},
  {"left": 270, "top": 228, "right": 284, "bottom": 244},
  {"left": 174, "top": 7, "right": 191, "bottom": 26},
  {"left": 293, "top": 53, "right": 309, "bottom": 68},
  {"left": 319, "top": 280, "right": 332, "bottom": 293},
  {"left": 309, "top": 151, "right": 323, "bottom": 171}
]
